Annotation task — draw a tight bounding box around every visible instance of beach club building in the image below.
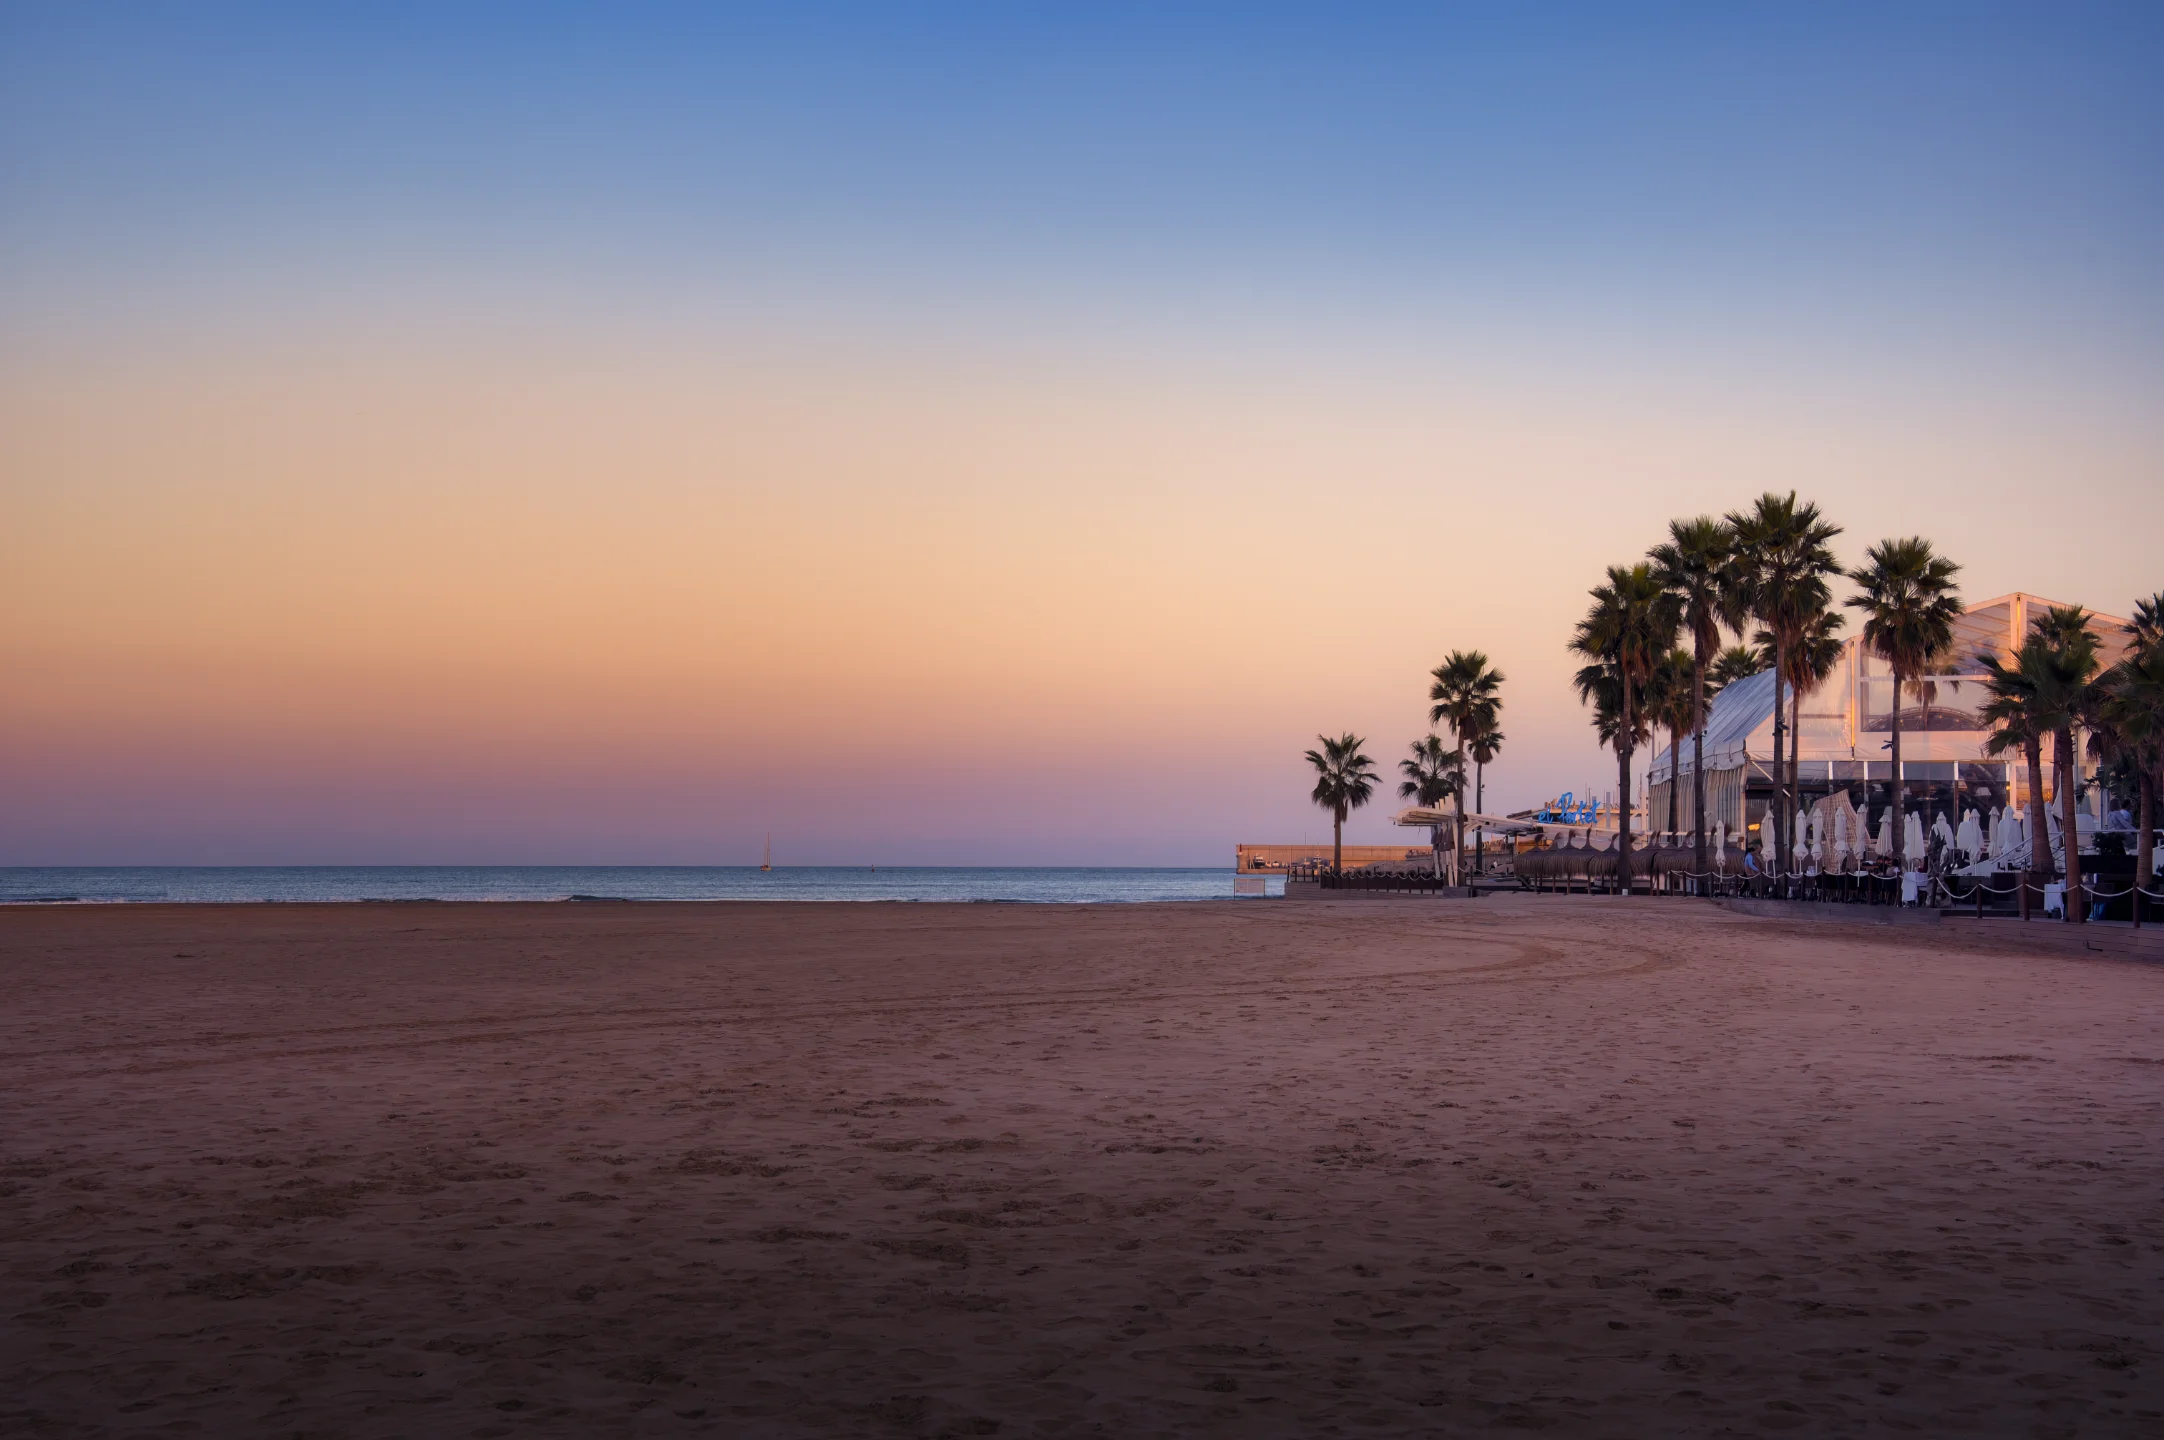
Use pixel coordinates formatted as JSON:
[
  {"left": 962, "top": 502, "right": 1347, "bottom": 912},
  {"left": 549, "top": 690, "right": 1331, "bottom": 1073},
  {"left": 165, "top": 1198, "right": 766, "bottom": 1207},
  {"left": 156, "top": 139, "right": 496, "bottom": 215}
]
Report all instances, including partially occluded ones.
[{"left": 1646, "top": 593, "right": 2133, "bottom": 848}]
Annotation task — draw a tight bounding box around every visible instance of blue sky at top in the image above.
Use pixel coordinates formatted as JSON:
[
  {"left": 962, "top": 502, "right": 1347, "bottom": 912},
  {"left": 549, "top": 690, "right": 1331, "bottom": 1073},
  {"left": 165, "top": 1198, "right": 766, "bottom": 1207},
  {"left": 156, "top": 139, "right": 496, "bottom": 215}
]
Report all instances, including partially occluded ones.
[{"left": 4, "top": 0, "right": 2159, "bottom": 379}]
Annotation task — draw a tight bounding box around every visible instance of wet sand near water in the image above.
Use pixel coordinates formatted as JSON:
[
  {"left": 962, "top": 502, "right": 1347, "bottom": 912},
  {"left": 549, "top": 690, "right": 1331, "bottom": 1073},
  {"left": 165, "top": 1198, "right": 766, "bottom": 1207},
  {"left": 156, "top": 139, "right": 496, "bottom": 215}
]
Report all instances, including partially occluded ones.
[{"left": 2, "top": 898, "right": 2160, "bottom": 1436}]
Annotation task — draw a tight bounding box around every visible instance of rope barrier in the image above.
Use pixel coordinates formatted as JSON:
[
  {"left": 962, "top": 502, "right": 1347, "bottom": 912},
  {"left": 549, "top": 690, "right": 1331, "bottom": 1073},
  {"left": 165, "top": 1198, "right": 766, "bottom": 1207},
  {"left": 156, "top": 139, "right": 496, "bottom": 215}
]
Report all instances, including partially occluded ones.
[{"left": 1524, "top": 855, "right": 2164, "bottom": 909}]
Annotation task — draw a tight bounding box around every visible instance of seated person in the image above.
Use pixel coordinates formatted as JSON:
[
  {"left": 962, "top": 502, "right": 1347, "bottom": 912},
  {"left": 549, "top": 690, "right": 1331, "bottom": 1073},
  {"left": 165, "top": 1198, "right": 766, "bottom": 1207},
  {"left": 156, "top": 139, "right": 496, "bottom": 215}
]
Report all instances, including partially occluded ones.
[{"left": 1900, "top": 864, "right": 1924, "bottom": 906}]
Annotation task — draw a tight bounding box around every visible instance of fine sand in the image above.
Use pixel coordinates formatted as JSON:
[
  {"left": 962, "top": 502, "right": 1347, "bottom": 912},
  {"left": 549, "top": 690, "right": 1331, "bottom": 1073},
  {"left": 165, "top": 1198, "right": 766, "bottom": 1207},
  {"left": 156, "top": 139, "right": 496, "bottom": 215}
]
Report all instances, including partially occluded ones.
[{"left": 2, "top": 898, "right": 2160, "bottom": 1437}]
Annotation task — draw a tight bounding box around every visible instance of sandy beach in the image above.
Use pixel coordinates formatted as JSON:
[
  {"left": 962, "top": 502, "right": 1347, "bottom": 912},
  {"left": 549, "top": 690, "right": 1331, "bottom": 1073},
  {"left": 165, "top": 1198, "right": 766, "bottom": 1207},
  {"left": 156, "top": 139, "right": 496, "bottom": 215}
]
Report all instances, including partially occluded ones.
[{"left": 3, "top": 898, "right": 2160, "bottom": 1437}]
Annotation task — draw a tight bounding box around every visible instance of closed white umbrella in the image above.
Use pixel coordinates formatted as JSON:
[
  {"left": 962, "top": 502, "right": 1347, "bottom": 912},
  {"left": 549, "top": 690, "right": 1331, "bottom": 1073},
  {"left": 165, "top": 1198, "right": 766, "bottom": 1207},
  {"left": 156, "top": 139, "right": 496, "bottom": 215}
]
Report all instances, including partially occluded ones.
[
  {"left": 1956, "top": 809, "right": 1981, "bottom": 862},
  {"left": 1872, "top": 807, "right": 1891, "bottom": 859},
  {"left": 1808, "top": 809, "right": 1823, "bottom": 866},
  {"left": 1794, "top": 809, "right": 1808, "bottom": 863},
  {"left": 1933, "top": 813, "right": 1955, "bottom": 852},
  {"left": 1714, "top": 821, "right": 1727, "bottom": 868},
  {"left": 1760, "top": 815, "right": 1777, "bottom": 863},
  {"left": 1832, "top": 809, "right": 1851, "bottom": 867},
  {"left": 1905, "top": 810, "right": 1927, "bottom": 863}
]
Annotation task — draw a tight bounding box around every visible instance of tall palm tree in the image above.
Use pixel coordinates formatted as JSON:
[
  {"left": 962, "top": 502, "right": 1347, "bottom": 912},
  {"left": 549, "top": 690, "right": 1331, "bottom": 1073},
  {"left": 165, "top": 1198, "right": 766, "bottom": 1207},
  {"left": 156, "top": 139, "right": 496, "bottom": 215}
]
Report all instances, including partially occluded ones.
[
  {"left": 1468, "top": 714, "right": 1504, "bottom": 874},
  {"left": 1305, "top": 733, "right": 1379, "bottom": 874},
  {"left": 1569, "top": 564, "right": 1680, "bottom": 896},
  {"left": 1651, "top": 515, "right": 1741, "bottom": 879},
  {"left": 1572, "top": 657, "right": 1653, "bottom": 861},
  {"left": 2101, "top": 636, "right": 2164, "bottom": 893},
  {"left": 2129, "top": 591, "right": 2163, "bottom": 650},
  {"left": 1708, "top": 644, "right": 1764, "bottom": 696},
  {"left": 1428, "top": 651, "right": 1504, "bottom": 886},
  {"left": 1846, "top": 538, "right": 1963, "bottom": 875},
  {"left": 1753, "top": 607, "right": 1845, "bottom": 866},
  {"left": 1727, "top": 492, "right": 1843, "bottom": 877},
  {"left": 2032, "top": 606, "right": 2103, "bottom": 922},
  {"left": 2120, "top": 590, "right": 2164, "bottom": 881},
  {"left": 1398, "top": 736, "right": 1464, "bottom": 876},
  {"left": 1980, "top": 613, "right": 2100, "bottom": 917},
  {"left": 1644, "top": 648, "right": 1696, "bottom": 838},
  {"left": 1980, "top": 638, "right": 2057, "bottom": 878}
]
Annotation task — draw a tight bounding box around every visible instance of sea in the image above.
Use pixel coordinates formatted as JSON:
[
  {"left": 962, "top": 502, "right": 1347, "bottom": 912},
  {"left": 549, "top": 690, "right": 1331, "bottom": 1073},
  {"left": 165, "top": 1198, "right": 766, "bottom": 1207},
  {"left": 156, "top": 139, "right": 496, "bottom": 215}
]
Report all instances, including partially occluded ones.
[{"left": 0, "top": 867, "right": 1279, "bottom": 905}]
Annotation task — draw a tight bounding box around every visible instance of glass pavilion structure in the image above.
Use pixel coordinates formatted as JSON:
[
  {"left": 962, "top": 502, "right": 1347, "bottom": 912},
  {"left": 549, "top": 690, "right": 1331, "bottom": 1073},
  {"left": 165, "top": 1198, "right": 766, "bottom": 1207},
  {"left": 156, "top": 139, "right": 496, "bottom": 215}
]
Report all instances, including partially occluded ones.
[{"left": 1645, "top": 594, "right": 2134, "bottom": 849}]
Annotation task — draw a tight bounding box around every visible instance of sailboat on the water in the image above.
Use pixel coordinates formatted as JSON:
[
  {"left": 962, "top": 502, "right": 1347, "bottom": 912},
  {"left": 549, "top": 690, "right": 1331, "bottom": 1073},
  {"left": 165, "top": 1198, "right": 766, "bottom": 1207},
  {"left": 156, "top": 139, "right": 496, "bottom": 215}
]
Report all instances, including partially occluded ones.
[{"left": 760, "top": 833, "right": 772, "bottom": 872}]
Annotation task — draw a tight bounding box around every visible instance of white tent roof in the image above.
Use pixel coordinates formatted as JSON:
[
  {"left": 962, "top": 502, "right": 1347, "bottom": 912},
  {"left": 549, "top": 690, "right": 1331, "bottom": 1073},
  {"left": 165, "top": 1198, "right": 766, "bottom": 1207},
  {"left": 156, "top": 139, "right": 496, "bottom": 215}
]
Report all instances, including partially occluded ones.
[
  {"left": 1645, "top": 592, "right": 2132, "bottom": 787},
  {"left": 1647, "top": 667, "right": 1777, "bottom": 784}
]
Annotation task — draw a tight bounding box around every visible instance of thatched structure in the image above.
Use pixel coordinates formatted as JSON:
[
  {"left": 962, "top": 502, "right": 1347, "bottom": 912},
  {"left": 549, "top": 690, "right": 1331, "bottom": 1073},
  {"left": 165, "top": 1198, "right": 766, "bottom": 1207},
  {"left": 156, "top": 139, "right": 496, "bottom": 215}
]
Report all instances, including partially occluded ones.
[{"left": 1515, "top": 843, "right": 1746, "bottom": 893}]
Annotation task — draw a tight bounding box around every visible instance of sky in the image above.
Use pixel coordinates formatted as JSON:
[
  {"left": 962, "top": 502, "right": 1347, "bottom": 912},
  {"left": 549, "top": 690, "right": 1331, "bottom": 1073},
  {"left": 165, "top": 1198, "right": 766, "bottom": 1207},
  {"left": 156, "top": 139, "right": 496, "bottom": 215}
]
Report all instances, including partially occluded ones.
[{"left": 3, "top": 1, "right": 2161, "bottom": 866}]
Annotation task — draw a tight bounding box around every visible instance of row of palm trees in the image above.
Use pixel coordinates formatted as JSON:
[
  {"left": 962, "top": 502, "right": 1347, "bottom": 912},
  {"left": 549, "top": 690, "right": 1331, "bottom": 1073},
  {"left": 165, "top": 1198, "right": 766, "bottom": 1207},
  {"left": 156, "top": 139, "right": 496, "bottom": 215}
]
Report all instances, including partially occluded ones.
[
  {"left": 1978, "top": 597, "right": 2164, "bottom": 919},
  {"left": 1305, "top": 494, "right": 2160, "bottom": 908},
  {"left": 1571, "top": 490, "right": 2162, "bottom": 910},
  {"left": 1304, "top": 650, "right": 1506, "bottom": 879},
  {"left": 1568, "top": 492, "right": 1866, "bottom": 898}
]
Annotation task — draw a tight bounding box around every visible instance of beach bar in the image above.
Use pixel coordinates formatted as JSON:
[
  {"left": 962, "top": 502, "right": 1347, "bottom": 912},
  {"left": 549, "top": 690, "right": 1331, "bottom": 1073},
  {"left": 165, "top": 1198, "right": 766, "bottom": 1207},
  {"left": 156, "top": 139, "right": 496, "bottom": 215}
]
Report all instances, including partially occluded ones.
[{"left": 1646, "top": 593, "right": 2133, "bottom": 846}]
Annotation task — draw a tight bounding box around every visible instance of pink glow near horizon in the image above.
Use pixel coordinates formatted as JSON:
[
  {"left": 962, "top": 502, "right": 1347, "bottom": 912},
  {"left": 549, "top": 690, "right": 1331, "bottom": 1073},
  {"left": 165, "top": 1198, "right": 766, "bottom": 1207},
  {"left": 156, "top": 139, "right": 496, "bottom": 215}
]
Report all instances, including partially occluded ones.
[{"left": 4, "top": 330, "right": 2156, "bottom": 865}]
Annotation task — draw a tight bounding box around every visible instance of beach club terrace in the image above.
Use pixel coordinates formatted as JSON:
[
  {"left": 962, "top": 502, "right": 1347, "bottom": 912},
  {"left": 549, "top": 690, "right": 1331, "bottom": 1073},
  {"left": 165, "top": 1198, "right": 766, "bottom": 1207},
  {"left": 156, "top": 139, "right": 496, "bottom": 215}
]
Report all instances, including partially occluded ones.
[
  {"left": 1237, "top": 843, "right": 1431, "bottom": 873},
  {"left": 1647, "top": 592, "right": 2133, "bottom": 845}
]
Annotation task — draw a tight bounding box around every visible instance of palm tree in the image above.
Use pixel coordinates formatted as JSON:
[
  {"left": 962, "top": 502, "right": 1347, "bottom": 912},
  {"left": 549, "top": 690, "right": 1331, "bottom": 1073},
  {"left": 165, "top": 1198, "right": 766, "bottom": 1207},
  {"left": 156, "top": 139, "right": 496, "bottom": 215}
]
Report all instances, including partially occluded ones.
[
  {"left": 1427, "top": 652, "right": 1504, "bottom": 886},
  {"left": 1468, "top": 715, "right": 1504, "bottom": 874},
  {"left": 1651, "top": 515, "right": 1741, "bottom": 880},
  {"left": 1644, "top": 648, "right": 1696, "bottom": 838},
  {"left": 1708, "top": 644, "right": 1764, "bottom": 696},
  {"left": 2129, "top": 591, "right": 2163, "bottom": 649},
  {"left": 1752, "top": 606, "right": 1845, "bottom": 867},
  {"left": 2101, "top": 636, "right": 2164, "bottom": 894},
  {"left": 1980, "top": 638, "right": 2057, "bottom": 878},
  {"left": 1846, "top": 538, "right": 1963, "bottom": 875},
  {"left": 1398, "top": 735, "right": 1464, "bottom": 876},
  {"left": 1726, "top": 492, "right": 1843, "bottom": 876},
  {"left": 2033, "top": 606, "right": 2103, "bottom": 922},
  {"left": 2097, "top": 592, "right": 2164, "bottom": 894},
  {"left": 1569, "top": 564, "right": 1680, "bottom": 896},
  {"left": 1305, "top": 733, "right": 1379, "bottom": 873},
  {"left": 1980, "top": 612, "right": 2101, "bottom": 918}
]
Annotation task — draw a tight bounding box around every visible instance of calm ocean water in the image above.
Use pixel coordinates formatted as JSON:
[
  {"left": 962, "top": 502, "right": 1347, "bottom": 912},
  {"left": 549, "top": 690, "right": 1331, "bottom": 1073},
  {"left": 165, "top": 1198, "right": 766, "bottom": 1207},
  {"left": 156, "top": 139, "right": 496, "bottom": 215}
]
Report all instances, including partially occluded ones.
[{"left": 0, "top": 867, "right": 1278, "bottom": 905}]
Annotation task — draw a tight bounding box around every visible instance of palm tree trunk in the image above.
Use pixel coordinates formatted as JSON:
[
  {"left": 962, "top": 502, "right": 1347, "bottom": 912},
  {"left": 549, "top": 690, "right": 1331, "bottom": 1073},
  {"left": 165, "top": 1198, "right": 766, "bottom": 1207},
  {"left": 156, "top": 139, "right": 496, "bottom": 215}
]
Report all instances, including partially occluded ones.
[
  {"left": 1333, "top": 808, "right": 1344, "bottom": 874},
  {"left": 2057, "top": 726, "right": 2084, "bottom": 923},
  {"left": 1616, "top": 683, "right": 1635, "bottom": 897},
  {"left": 1788, "top": 676, "right": 1802, "bottom": 873},
  {"left": 1475, "top": 761, "right": 1485, "bottom": 875},
  {"left": 1666, "top": 728, "right": 1679, "bottom": 837},
  {"left": 1691, "top": 653, "right": 1708, "bottom": 888},
  {"left": 2024, "top": 735, "right": 2051, "bottom": 876},
  {"left": 1771, "top": 641, "right": 1789, "bottom": 875},
  {"left": 1452, "top": 740, "right": 1467, "bottom": 887},
  {"left": 2138, "top": 767, "right": 2155, "bottom": 893},
  {"left": 1890, "top": 669, "right": 1906, "bottom": 873}
]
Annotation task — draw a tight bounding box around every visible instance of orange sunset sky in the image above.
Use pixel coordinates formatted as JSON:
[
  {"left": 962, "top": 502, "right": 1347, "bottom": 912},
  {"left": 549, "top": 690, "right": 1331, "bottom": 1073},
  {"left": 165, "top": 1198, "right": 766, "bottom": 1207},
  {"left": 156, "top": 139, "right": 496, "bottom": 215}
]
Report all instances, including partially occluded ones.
[{"left": 4, "top": 5, "right": 2160, "bottom": 863}]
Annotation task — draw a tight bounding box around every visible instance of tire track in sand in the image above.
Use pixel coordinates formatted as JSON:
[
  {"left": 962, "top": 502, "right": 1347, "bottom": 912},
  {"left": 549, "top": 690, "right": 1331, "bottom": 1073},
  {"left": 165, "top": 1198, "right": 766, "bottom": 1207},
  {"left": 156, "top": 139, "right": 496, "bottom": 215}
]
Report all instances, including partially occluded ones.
[{"left": 2, "top": 929, "right": 1683, "bottom": 1085}]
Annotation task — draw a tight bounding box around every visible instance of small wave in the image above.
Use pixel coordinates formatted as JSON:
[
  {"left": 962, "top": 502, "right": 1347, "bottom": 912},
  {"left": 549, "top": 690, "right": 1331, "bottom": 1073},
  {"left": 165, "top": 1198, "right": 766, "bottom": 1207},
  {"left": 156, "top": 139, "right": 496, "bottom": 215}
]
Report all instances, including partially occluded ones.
[{"left": 565, "top": 894, "right": 635, "bottom": 903}]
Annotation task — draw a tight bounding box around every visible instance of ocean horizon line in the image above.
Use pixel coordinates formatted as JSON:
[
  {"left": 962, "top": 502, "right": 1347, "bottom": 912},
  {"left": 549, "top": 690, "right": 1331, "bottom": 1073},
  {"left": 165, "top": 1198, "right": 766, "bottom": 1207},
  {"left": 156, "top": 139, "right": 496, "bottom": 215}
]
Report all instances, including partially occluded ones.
[{"left": 0, "top": 864, "right": 1274, "bottom": 906}]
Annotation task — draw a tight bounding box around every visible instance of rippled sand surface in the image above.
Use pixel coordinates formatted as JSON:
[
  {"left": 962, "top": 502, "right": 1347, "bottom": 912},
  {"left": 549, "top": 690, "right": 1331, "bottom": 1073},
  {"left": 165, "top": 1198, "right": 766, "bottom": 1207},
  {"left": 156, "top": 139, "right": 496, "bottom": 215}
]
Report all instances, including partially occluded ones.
[{"left": 3, "top": 898, "right": 2160, "bottom": 1437}]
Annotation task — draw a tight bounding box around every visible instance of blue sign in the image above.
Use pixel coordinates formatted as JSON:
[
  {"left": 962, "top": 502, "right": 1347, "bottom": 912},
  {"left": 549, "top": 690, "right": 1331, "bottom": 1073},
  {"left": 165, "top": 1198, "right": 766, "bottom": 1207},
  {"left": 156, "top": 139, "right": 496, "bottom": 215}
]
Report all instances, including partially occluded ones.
[{"left": 1533, "top": 791, "right": 1600, "bottom": 825}]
